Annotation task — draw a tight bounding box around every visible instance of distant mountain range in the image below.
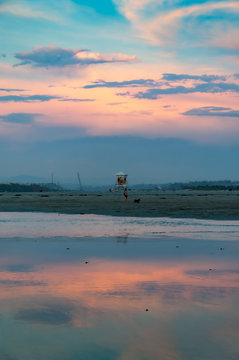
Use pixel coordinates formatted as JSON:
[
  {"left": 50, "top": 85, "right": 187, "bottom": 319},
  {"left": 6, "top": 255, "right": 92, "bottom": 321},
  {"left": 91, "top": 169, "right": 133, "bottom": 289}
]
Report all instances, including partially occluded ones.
[
  {"left": 0, "top": 175, "right": 48, "bottom": 184},
  {"left": 0, "top": 176, "right": 239, "bottom": 191},
  {"left": 161, "top": 180, "right": 239, "bottom": 190}
]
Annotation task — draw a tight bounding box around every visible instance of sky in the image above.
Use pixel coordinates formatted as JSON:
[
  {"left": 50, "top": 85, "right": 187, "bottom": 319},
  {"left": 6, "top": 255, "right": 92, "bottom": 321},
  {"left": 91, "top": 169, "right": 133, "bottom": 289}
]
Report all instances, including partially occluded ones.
[{"left": 0, "top": 0, "right": 239, "bottom": 185}]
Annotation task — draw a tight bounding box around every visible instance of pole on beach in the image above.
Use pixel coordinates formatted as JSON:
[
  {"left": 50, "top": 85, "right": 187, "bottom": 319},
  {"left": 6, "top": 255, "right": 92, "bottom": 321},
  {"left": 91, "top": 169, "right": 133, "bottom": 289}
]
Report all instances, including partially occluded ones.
[{"left": 77, "top": 172, "right": 83, "bottom": 191}]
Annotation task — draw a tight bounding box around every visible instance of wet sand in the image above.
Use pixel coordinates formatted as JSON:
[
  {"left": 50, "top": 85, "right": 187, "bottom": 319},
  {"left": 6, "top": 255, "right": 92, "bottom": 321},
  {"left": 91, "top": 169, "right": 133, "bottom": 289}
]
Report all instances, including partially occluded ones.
[{"left": 0, "top": 190, "right": 239, "bottom": 219}]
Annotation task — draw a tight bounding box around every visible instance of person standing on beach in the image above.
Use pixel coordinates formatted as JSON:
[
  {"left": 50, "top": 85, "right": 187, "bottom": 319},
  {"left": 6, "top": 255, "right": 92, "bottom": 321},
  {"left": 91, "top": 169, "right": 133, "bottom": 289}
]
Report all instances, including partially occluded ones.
[{"left": 124, "top": 188, "right": 128, "bottom": 202}]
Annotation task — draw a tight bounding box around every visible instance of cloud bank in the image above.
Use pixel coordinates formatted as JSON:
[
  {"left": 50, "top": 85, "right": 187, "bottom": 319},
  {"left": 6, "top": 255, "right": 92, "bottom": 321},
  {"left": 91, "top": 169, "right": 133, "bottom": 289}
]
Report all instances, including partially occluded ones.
[
  {"left": 0, "top": 113, "right": 42, "bottom": 124},
  {"left": 14, "top": 46, "right": 137, "bottom": 68},
  {"left": 182, "top": 106, "right": 239, "bottom": 117},
  {"left": 83, "top": 74, "right": 236, "bottom": 100}
]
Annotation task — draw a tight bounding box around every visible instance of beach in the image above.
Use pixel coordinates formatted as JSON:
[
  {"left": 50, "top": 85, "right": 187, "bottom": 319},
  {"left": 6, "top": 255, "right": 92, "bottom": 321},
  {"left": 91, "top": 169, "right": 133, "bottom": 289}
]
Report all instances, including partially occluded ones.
[{"left": 0, "top": 190, "right": 239, "bottom": 219}]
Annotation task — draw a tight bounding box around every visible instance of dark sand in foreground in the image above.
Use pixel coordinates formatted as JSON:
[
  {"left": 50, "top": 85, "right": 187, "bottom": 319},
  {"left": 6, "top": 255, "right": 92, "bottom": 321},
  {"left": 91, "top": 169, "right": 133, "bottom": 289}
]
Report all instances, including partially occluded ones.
[{"left": 0, "top": 190, "right": 239, "bottom": 219}]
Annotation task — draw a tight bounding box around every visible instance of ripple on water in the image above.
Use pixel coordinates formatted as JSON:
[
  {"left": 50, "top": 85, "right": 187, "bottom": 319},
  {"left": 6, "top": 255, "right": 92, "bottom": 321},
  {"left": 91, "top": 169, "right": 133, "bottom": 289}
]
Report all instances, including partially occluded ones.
[{"left": 0, "top": 212, "right": 239, "bottom": 240}]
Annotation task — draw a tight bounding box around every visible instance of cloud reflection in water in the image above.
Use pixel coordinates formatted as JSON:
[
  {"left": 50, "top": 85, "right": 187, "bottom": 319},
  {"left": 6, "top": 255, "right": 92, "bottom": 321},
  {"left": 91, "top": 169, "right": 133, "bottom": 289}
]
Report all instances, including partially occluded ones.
[{"left": 0, "top": 229, "right": 238, "bottom": 359}]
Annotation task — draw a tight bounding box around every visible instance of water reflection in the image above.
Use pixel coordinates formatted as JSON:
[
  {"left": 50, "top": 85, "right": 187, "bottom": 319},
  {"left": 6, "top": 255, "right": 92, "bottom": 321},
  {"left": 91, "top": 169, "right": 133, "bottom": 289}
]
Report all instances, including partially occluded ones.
[
  {"left": 0, "top": 264, "right": 35, "bottom": 273},
  {"left": 116, "top": 234, "right": 128, "bottom": 244},
  {"left": 0, "top": 236, "right": 239, "bottom": 359},
  {"left": 1, "top": 212, "right": 239, "bottom": 240}
]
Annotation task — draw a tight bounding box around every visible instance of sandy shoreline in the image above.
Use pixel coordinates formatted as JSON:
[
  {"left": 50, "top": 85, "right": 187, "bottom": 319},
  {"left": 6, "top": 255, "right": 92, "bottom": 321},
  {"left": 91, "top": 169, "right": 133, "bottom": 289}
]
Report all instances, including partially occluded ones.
[{"left": 0, "top": 190, "right": 239, "bottom": 219}]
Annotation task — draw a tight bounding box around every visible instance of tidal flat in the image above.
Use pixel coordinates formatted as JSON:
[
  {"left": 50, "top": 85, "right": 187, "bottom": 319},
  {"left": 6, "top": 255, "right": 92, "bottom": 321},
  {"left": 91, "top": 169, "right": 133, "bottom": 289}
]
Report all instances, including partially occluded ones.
[
  {"left": 0, "top": 213, "right": 239, "bottom": 359},
  {"left": 0, "top": 190, "right": 239, "bottom": 219}
]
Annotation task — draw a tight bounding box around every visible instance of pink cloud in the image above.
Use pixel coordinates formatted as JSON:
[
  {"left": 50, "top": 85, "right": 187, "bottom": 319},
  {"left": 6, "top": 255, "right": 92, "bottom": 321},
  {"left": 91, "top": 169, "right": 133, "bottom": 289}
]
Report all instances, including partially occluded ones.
[
  {"left": 210, "top": 28, "right": 239, "bottom": 50},
  {"left": 0, "top": 1, "right": 61, "bottom": 22},
  {"left": 1, "top": 61, "right": 239, "bottom": 144},
  {"left": 115, "top": 0, "right": 239, "bottom": 45}
]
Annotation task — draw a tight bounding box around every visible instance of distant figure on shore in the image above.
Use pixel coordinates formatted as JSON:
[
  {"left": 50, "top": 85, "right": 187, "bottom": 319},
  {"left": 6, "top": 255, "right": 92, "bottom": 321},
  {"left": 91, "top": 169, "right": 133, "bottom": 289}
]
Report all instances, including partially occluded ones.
[{"left": 124, "top": 188, "right": 128, "bottom": 202}]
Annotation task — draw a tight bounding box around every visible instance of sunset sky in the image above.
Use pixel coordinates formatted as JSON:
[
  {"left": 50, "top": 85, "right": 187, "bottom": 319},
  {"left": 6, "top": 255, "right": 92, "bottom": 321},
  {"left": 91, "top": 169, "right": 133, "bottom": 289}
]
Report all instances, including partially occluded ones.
[{"left": 1, "top": 0, "right": 239, "bottom": 185}]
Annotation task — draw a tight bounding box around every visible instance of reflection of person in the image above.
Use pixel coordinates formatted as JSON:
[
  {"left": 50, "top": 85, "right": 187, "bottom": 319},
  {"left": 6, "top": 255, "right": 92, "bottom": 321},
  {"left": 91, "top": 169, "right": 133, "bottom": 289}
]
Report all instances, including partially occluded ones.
[{"left": 124, "top": 187, "right": 128, "bottom": 202}]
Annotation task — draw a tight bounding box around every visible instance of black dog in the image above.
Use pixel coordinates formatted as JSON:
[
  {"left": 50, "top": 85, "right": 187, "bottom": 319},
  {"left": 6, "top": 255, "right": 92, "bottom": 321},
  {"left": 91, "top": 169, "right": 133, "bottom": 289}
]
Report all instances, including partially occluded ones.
[{"left": 134, "top": 199, "right": 141, "bottom": 203}]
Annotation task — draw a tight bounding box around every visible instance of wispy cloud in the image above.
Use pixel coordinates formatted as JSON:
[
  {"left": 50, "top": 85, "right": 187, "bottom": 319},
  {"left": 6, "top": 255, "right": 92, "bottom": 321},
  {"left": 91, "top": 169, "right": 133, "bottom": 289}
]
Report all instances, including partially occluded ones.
[
  {"left": 108, "top": 102, "right": 126, "bottom": 106},
  {"left": 0, "top": 113, "right": 42, "bottom": 124},
  {"left": 0, "top": 88, "right": 25, "bottom": 92},
  {"left": 59, "top": 98, "right": 95, "bottom": 102},
  {"left": 116, "top": 91, "right": 131, "bottom": 96},
  {"left": 84, "top": 74, "right": 229, "bottom": 93},
  {"left": 0, "top": 95, "right": 60, "bottom": 102},
  {"left": 0, "top": 94, "right": 95, "bottom": 103},
  {"left": 83, "top": 79, "right": 157, "bottom": 88},
  {"left": 209, "top": 27, "right": 239, "bottom": 51},
  {"left": 134, "top": 82, "right": 239, "bottom": 99},
  {"left": 162, "top": 74, "right": 227, "bottom": 82},
  {"left": 0, "top": 1, "right": 61, "bottom": 22},
  {"left": 114, "top": 0, "right": 239, "bottom": 45},
  {"left": 182, "top": 106, "right": 239, "bottom": 117},
  {"left": 14, "top": 46, "right": 137, "bottom": 68}
]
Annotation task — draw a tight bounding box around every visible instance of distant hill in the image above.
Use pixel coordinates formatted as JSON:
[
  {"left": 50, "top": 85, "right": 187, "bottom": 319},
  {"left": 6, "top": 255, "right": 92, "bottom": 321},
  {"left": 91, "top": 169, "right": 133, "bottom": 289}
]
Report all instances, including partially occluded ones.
[
  {"left": 0, "top": 175, "right": 48, "bottom": 184},
  {"left": 161, "top": 180, "right": 239, "bottom": 190},
  {"left": 0, "top": 183, "right": 58, "bottom": 192}
]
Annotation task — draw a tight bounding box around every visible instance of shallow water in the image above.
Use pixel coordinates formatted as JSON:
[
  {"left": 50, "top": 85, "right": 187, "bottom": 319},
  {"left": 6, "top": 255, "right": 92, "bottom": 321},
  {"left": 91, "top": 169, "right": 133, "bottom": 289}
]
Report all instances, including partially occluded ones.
[
  {"left": 0, "top": 213, "right": 239, "bottom": 359},
  {"left": 1, "top": 212, "right": 239, "bottom": 240}
]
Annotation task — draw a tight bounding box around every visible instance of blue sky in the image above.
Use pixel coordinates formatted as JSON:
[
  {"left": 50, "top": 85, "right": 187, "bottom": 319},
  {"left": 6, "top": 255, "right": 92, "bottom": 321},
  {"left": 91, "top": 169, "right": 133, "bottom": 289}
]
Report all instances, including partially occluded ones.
[{"left": 0, "top": 0, "right": 239, "bottom": 184}]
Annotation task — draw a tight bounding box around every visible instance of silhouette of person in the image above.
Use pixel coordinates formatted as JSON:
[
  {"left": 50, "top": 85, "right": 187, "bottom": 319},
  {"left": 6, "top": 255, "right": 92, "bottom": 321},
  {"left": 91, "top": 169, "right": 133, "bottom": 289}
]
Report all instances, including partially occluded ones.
[{"left": 124, "top": 187, "right": 128, "bottom": 202}]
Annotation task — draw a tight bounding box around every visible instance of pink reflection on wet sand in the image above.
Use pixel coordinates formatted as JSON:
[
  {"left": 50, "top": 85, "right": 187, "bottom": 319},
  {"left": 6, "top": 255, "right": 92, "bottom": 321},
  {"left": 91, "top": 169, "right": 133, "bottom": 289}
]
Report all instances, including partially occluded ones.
[{"left": 0, "top": 243, "right": 238, "bottom": 359}]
